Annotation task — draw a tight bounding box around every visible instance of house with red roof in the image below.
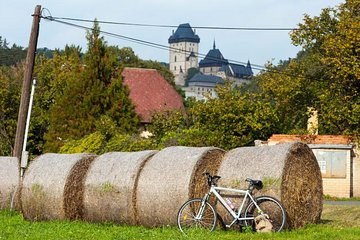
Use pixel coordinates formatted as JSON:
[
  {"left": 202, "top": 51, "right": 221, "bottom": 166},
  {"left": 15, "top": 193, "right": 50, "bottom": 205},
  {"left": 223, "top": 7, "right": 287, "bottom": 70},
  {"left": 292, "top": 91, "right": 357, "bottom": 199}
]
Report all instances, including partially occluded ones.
[{"left": 122, "top": 67, "right": 185, "bottom": 124}]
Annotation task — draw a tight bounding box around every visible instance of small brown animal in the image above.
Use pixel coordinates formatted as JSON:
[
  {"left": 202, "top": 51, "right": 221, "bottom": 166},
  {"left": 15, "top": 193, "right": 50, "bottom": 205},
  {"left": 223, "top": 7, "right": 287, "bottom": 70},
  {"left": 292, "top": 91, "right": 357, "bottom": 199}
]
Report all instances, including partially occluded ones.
[{"left": 255, "top": 215, "right": 273, "bottom": 232}]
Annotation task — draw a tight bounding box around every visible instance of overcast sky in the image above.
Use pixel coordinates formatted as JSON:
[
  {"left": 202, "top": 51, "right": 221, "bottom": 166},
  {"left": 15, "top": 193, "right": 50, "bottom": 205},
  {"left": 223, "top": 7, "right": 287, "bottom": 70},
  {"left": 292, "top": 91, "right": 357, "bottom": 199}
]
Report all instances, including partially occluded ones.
[{"left": 2, "top": 0, "right": 344, "bottom": 69}]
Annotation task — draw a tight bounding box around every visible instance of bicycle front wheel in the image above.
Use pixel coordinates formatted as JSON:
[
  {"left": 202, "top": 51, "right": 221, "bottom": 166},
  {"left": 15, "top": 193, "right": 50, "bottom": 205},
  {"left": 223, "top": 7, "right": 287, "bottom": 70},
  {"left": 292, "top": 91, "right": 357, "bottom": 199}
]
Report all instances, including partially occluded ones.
[
  {"left": 244, "top": 196, "right": 286, "bottom": 232},
  {"left": 177, "top": 198, "right": 217, "bottom": 234}
]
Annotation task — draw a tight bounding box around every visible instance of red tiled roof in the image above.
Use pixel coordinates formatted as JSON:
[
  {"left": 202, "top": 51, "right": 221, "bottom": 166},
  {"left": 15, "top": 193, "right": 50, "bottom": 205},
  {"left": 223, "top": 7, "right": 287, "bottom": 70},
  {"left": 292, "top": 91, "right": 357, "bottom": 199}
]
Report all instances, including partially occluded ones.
[{"left": 122, "top": 67, "right": 185, "bottom": 123}]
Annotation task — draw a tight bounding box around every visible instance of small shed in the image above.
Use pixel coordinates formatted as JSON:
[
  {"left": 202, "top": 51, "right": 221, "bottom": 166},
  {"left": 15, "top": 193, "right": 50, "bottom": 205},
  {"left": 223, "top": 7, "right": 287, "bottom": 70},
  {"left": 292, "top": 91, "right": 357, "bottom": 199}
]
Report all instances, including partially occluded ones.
[
  {"left": 308, "top": 144, "right": 354, "bottom": 198},
  {"left": 267, "top": 135, "right": 359, "bottom": 198}
]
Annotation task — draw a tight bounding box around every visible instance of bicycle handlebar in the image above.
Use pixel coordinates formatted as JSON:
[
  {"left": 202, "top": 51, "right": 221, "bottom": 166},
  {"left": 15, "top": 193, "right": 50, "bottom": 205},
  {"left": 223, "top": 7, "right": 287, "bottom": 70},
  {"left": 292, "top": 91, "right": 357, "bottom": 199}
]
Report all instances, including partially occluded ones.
[{"left": 204, "top": 173, "right": 263, "bottom": 190}]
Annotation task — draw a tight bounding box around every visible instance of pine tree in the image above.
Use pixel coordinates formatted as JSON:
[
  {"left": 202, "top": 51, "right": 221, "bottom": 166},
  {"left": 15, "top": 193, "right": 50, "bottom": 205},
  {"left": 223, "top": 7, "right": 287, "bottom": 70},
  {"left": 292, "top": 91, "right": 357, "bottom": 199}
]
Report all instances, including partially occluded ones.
[{"left": 43, "top": 22, "right": 138, "bottom": 152}]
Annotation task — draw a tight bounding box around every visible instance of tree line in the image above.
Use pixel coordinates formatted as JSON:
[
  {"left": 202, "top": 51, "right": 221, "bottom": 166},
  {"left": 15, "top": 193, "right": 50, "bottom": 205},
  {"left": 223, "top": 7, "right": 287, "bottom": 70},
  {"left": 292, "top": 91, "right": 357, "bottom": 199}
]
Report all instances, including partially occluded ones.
[{"left": 0, "top": 0, "right": 358, "bottom": 156}]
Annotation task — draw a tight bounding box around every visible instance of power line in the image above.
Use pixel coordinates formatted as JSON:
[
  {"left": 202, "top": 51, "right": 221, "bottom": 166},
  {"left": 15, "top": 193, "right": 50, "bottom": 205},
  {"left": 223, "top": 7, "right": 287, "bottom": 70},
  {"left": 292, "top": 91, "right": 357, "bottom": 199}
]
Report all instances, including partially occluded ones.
[
  {"left": 45, "top": 16, "right": 300, "bottom": 31},
  {"left": 41, "top": 15, "right": 307, "bottom": 79},
  {"left": 42, "top": 17, "right": 267, "bottom": 69},
  {"left": 40, "top": 9, "right": 301, "bottom": 32}
]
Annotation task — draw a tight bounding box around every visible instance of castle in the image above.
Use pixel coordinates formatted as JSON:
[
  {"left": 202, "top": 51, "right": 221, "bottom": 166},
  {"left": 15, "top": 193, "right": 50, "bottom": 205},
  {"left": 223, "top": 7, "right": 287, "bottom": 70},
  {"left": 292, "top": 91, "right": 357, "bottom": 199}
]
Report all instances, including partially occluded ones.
[{"left": 168, "top": 23, "right": 253, "bottom": 95}]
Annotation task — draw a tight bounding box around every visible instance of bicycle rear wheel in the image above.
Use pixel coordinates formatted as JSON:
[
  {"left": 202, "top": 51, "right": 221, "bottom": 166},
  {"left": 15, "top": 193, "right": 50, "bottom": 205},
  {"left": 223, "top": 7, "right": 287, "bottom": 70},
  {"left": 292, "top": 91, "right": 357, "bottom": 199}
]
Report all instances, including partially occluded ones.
[
  {"left": 177, "top": 198, "right": 217, "bottom": 234},
  {"left": 244, "top": 196, "right": 286, "bottom": 232}
]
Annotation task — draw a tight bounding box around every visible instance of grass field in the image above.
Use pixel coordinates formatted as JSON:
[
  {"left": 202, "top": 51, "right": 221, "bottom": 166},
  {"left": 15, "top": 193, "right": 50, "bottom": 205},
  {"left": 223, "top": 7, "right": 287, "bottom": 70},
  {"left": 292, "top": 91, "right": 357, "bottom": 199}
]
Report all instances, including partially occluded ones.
[{"left": 1, "top": 204, "right": 360, "bottom": 240}]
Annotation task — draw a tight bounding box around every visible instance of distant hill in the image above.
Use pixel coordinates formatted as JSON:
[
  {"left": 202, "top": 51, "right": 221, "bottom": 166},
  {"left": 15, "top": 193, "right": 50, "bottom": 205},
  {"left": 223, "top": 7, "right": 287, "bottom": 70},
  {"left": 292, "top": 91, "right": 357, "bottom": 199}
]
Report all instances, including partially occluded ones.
[
  {"left": 0, "top": 37, "right": 27, "bottom": 66},
  {"left": 0, "top": 36, "right": 55, "bottom": 66}
]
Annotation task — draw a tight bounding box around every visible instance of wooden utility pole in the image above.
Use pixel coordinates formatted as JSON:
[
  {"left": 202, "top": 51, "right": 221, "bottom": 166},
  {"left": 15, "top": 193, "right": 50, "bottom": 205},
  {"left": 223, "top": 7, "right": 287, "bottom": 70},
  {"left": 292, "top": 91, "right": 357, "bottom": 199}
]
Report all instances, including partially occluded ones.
[{"left": 13, "top": 5, "right": 41, "bottom": 161}]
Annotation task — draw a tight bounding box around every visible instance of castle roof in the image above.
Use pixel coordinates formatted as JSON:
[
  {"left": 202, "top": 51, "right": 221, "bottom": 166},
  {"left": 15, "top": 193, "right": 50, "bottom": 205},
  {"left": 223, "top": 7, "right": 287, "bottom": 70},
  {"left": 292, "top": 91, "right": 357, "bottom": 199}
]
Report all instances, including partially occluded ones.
[
  {"left": 122, "top": 68, "right": 185, "bottom": 123},
  {"left": 188, "top": 73, "right": 224, "bottom": 85},
  {"left": 168, "top": 23, "right": 200, "bottom": 44},
  {"left": 220, "top": 62, "right": 253, "bottom": 78},
  {"left": 200, "top": 42, "right": 253, "bottom": 78},
  {"left": 199, "top": 45, "right": 228, "bottom": 68}
]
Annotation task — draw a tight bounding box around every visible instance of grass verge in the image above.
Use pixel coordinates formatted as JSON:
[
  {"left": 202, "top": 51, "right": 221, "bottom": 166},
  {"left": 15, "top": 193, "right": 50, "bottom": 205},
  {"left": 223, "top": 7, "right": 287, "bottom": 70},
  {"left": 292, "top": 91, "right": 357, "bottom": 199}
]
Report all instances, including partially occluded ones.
[
  {"left": 323, "top": 195, "right": 360, "bottom": 201},
  {"left": 0, "top": 204, "right": 359, "bottom": 240}
]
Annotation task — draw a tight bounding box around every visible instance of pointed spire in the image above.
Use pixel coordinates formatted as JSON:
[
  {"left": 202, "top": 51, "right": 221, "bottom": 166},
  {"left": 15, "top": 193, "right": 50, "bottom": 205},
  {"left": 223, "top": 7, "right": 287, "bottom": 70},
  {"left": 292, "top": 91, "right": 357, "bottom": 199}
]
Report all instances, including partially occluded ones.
[
  {"left": 246, "top": 60, "right": 251, "bottom": 68},
  {"left": 213, "top": 39, "right": 216, "bottom": 49},
  {"left": 246, "top": 60, "right": 253, "bottom": 75}
]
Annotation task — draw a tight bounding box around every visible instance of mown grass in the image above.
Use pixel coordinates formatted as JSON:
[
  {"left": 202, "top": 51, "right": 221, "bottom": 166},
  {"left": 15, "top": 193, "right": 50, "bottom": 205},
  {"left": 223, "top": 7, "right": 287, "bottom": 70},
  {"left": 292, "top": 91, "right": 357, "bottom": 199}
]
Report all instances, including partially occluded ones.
[
  {"left": 323, "top": 195, "right": 360, "bottom": 201},
  {"left": 0, "top": 204, "right": 359, "bottom": 240}
]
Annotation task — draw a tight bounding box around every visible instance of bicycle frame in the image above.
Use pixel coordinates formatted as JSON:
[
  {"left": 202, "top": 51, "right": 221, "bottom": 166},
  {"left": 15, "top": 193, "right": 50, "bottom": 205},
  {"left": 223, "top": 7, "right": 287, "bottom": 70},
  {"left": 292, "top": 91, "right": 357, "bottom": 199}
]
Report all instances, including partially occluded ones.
[{"left": 200, "top": 185, "right": 264, "bottom": 228}]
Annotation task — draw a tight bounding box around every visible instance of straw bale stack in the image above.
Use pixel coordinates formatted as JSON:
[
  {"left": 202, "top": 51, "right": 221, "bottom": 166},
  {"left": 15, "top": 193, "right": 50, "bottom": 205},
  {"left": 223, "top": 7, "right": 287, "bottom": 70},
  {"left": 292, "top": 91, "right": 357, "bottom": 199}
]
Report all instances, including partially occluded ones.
[
  {"left": 83, "top": 151, "right": 157, "bottom": 224},
  {"left": 136, "top": 146, "right": 224, "bottom": 227},
  {"left": 21, "top": 153, "right": 96, "bottom": 220},
  {"left": 217, "top": 142, "right": 322, "bottom": 229},
  {"left": 0, "top": 157, "right": 19, "bottom": 210}
]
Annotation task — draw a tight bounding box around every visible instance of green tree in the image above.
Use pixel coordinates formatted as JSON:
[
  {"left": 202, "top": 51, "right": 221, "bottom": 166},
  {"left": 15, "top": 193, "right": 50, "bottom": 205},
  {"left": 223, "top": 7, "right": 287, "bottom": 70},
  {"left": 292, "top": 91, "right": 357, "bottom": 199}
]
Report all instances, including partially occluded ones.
[
  {"left": 43, "top": 22, "right": 139, "bottom": 152},
  {"left": 254, "top": 0, "right": 359, "bottom": 136},
  {"left": 291, "top": 0, "right": 360, "bottom": 135},
  {"left": 0, "top": 63, "right": 24, "bottom": 155},
  {"left": 254, "top": 58, "right": 319, "bottom": 133},
  {"left": 190, "top": 83, "right": 278, "bottom": 149},
  {"left": 0, "top": 36, "right": 27, "bottom": 66},
  {"left": 59, "top": 131, "right": 155, "bottom": 154},
  {"left": 148, "top": 110, "right": 187, "bottom": 143},
  {"left": 29, "top": 46, "right": 83, "bottom": 154}
]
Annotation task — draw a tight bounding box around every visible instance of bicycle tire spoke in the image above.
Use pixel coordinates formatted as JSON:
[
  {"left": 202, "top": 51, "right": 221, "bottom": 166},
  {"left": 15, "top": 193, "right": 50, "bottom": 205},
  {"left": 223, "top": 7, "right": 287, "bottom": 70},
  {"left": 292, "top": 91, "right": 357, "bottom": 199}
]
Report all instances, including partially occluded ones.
[
  {"left": 177, "top": 199, "right": 217, "bottom": 234},
  {"left": 244, "top": 196, "right": 286, "bottom": 232}
]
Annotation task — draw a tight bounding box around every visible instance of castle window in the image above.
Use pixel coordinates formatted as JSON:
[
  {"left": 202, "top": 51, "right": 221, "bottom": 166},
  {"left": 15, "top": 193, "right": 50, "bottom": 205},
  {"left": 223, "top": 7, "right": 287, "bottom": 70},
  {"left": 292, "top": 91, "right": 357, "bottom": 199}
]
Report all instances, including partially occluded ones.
[
  {"left": 175, "top": 56, "right": 177, "bottom": 62},
  {"left": 174, "top": 66, "right": 176, "bottom": 71}
]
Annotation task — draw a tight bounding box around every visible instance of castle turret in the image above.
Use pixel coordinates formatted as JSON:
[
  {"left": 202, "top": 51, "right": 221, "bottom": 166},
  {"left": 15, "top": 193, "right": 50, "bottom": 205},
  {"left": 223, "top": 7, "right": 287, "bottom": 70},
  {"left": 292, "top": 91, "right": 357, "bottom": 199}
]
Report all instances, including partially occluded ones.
[{"left": 169, "top": 23, "right": 200, "bottom": 86}]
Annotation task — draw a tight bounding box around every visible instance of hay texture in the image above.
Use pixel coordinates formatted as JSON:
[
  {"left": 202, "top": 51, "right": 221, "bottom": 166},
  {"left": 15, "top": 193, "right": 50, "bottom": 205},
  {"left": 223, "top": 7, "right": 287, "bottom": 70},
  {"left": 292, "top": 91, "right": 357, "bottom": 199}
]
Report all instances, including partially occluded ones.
[
  {"left": 21, "top": 153, "right": 96, "bottom": 221},
  {"left": 0, "top": 157, "right": 19, "bottom": 209},
  {"left": 83, "top": 151, "right": 157, "bottom": 224},
  {"left": 217, "top": 142, "right": 322, "bottom": 229},
  {"left": 135, "top": 146, "right": 224, "bottom": 227}
]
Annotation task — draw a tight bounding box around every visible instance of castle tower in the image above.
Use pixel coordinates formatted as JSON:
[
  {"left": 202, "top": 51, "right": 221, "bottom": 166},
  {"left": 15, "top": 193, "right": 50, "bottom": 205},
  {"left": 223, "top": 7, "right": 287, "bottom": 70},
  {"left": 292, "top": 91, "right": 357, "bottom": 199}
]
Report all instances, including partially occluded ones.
[{"left": 168, "top": 23, "right": 200, "bottom": 86}]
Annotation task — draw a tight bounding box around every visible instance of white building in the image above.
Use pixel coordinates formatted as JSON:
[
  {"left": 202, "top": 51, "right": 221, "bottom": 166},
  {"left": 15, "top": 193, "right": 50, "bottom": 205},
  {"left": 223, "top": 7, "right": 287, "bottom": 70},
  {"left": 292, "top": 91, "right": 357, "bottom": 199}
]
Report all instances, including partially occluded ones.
[{"left": 184, "top": 73, "right": 224, "bottom": 100}]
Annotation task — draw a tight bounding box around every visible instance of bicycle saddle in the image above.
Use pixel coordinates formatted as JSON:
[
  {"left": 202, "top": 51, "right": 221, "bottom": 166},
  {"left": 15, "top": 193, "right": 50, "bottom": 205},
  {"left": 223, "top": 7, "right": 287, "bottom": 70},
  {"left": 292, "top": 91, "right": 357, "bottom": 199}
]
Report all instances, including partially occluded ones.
[{"left": 246, "top": 178, "right": 263, "bottom": 190}]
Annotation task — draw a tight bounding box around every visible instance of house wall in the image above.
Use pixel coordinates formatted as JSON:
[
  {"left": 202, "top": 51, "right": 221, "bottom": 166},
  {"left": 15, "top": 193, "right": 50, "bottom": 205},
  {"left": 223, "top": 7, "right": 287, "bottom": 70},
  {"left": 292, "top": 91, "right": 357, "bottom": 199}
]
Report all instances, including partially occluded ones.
[
  {"left": 185, "top": 83, "right": 217, "bottom": 99},
  {"left": 353, "top": 145, "right": 360, "bottom": 197},
  {"left": 200, "top": 66, "right": 221, "bottom": 75}
]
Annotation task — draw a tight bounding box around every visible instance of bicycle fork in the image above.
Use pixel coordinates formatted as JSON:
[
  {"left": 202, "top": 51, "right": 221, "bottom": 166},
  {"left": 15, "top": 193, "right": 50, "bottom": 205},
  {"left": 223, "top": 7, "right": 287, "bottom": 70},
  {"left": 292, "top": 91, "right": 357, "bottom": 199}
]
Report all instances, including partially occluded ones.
[{"left": 195, "top": 193, "right": 211, "bottom": 220}]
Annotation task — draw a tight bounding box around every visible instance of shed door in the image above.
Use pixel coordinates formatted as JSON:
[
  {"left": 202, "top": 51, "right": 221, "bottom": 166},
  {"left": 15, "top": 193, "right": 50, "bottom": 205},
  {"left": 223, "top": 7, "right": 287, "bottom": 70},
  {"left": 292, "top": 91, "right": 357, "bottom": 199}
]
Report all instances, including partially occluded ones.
[{"left": 313, "top": 150, "right": 347, "bottom": 178}]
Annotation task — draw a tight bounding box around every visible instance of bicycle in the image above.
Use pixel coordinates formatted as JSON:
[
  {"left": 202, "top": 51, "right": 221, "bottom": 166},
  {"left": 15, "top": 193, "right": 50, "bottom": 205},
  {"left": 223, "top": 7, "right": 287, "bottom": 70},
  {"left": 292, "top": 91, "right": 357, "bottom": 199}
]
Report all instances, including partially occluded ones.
[{"left": 177, "top": 172, "right": 286, "bottom": 234}]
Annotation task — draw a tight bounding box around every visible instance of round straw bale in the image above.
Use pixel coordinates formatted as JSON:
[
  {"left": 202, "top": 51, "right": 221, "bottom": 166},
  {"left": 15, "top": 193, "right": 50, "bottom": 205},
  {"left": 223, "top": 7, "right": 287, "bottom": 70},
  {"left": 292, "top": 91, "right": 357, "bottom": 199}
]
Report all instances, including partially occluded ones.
[
  {"left": 217, "top": 142, "right": 322, "bottom": 229},
  {"left": 83, "top": 150, "right": 157, "bottom": 224},
  {"left": 135, "top": 146, "right": 224, "bottom": 227},
  {"left": 21, "top": 153, "right": 96, "bottom": 221},
  {"left": 0, "top": 157, "right": 19, "bottom": 210}
]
